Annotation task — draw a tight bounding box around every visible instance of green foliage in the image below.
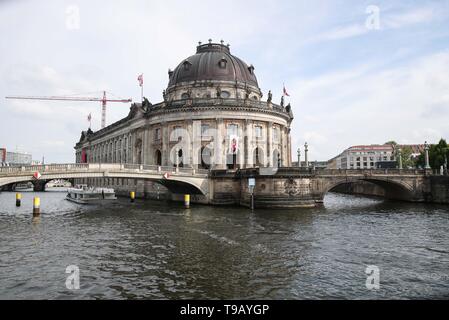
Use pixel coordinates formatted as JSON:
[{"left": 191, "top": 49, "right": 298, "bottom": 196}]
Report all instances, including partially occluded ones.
[
  {"left": 385, "top": 141, "right": 397, "bottom": 146},
  {"left": 400, "top": 146, "right": 414, "bottom": 168},
  {"left": 416, "top": 139, "right": 449, "bottom": 169}
]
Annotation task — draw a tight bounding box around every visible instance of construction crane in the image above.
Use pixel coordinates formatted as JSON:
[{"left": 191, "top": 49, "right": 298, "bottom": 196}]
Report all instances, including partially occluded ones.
[{"left": 5, "top": 91, "right": 132, "bottom": 129}]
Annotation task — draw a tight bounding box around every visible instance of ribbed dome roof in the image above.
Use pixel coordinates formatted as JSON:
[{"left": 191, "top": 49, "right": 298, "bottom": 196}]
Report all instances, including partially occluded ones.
[{"left": 168, "top": 42, "right": 259, "bottom": 88}]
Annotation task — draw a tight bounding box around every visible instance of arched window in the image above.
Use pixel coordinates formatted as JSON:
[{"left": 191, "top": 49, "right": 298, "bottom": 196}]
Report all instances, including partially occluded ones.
[
  {"left": 254, "top": 147, "right": 264, "bottom": 167},
  {"left": 155, "top": 150, "right": 162, "bottom": 166},
  {"left": 199, "top": 146, "right": 212, "bottom": 169},
  {"left": 218, "top": 58, "right": 227, "bottom": 69},
  {"left": 183, "top": 60, "right": 192, "bottom": 71},
  {"left": 220, "top": 90, "right": 230, "bottom": 98}
]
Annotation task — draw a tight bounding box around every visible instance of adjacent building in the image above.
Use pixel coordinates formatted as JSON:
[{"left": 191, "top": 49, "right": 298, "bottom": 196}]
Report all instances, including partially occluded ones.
[
  {"left": 329, "top": 144, "right": 425, "bottom": 169},
  {"left": 330, "top": 145, "right": 395, "bottom": 169},
  {"left": 1, "top": 148, "right": 33, "bottom": 166}
]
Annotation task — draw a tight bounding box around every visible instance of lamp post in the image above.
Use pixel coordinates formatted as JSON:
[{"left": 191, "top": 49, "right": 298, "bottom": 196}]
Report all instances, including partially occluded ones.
[
  {"left": 304, "top": 142, "right": 309, "bottom": 168},
  {"left": 297, "top": 148, "right": 301, "bottom": 167},
  {"left": 424, "top": 141, "right": 430, "bottom": 170}
]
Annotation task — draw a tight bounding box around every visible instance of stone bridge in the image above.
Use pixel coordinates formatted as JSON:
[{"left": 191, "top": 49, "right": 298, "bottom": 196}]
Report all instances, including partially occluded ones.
[
  {"left": 0, "top": 163, "right": 209, "bottom": 196},
  {"left": 1, "top": 164, "right": 447, "bottom": 208},
  {"left": 213, "top": 167, "right": 437, "bottom": 208}
]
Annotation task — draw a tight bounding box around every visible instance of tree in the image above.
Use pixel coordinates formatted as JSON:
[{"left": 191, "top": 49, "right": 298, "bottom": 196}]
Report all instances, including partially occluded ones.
[
  {"left": 400, "top": 146, "right": 415, "bottom": 168},
  {"left": 416, "top": 139, "right": 449, "bottom": 169}
]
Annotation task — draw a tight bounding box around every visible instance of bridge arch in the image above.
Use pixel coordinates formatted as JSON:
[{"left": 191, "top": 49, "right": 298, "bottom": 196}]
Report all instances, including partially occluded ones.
[{"left": 323, "top": 177, "right": 416, "bottom": 202}]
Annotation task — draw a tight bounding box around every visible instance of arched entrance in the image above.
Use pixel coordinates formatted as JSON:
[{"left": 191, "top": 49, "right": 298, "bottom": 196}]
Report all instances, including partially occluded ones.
[
  {"left": 253, "top": 147, "right": 264, "bottom": 167},
  {"left": 155, "top": 150, "right": 162, "bottom": 166},
  {"left": 199, "top": 146, "right": 212, "bottom": 169}
]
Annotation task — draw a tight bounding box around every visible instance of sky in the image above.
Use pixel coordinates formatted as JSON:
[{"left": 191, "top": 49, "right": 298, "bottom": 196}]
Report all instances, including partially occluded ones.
[{"left": 1, "top": 0, "right": 449, "bottom": 163}]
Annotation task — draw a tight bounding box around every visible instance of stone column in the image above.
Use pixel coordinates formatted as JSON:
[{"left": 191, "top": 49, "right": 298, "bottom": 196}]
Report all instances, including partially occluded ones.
[
  {"left": 187, "top": 120, "right": 194, "bottom": 168},
  {"left": 245, "top": 120, "right": 253, "bottom": 168},
  {"left": 398, "top": 148, "right": 403, "bottom": 170},
  {"left": 267, "top": 122, "right": 273, "bottom": 167},
  {"left": 162, "top": 122, "right": 168, "bottom": 166},
  {"left": 215, "top": 119, "right": 225, "bottom": 169},
  {"left": 238, "top": 123, "right": 244, "bottom": 168},
  {"left": 297, "top": 148, "right": 301, "bottom": 167},
  {"left": 287, "top": 127, "right": 292, "bottom": 166}
]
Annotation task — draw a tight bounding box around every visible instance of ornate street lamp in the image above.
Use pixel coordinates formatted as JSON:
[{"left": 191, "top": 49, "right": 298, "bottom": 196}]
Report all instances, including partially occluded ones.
[
  {"left": 304, "top": 142, "right": 309, "bottom": 168},
  {"left": 424, "top": 141, "right": 430, "bottom": 169}
]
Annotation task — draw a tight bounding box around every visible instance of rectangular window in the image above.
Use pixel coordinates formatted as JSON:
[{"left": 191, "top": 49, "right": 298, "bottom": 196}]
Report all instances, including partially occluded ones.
[
  {"left": 154, "top": 128, "right": 161, "bottom": 141},
  {"left": 171, "top": 126, "right": 182, "bottom": 141},
  {"left": 255, "top": 125, "right": 263, "bottom": 138},
  {"left": 273, "top": 127, "right": 279, "bottom": 142},
  {"left": 227, "top": 124, "right": 238, "bottom": 137},
  {"left": 201, "top": 124, "right": 210, "bottom": 136}
]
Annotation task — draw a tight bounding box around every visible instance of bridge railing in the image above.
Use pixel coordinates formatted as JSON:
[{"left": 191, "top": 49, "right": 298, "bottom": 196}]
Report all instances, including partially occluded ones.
[
  {"left": 0, "top": 163, "right": 90, "bottom": 174},
  {"left": 0, "top": 162, "right": 210, "bottom": 177},
  {"left": 317, "top": 168, "right": 428, "bottom": 175}
]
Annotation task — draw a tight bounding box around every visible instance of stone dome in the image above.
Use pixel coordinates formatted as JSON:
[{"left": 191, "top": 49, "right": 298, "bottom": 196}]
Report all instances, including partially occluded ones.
[{"left": 167, "top": 41, "right": 259, "bottom": 88}]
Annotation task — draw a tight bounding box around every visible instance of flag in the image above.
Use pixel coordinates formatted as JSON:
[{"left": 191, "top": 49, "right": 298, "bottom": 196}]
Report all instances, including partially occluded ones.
[
  {"left": 137, "top": 74, "right": 143, "bottom": 87},
  {"left": 283, "top": 84, "right": 290, "bottom": 97}
]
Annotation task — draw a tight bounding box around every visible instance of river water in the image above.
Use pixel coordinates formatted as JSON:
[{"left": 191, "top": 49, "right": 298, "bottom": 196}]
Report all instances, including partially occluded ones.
[{"left": 0, "top": 189, "right": 448, "bottom": 299}]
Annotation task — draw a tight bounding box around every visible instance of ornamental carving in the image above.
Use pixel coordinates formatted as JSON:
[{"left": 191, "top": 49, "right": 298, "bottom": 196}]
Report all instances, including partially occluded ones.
[{"left": 284, "top": 177, "right": 299, "bottom": 196}]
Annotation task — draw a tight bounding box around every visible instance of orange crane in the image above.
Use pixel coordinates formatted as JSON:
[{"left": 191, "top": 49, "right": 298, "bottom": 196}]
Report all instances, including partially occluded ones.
[{"left": 5, "top": 91, "right": 132, "bottom": 129}]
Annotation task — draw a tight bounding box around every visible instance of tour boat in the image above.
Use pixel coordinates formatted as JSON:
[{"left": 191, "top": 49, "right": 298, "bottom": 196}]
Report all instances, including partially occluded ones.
[{"left": 66, "top": 185, "right": 117, "bottom": 204}]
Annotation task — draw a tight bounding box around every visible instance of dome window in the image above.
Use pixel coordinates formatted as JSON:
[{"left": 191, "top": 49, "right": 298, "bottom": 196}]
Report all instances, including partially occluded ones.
[
  {"left": 183, "top": 60, "right": 192, "bottom": 71},
  {"left": 218, "top": 58, "right": 227, "bottom": 69},
  {"left": 181, "top": 93, "right": 190, "bottom": 99},
  {"left": 220, "top": 90, "right": 230, "bottom": 98}
]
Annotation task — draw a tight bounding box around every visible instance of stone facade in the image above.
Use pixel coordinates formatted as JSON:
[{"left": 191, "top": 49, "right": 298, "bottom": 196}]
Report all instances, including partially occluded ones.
[{"left": 74, "top": 42, "right": 293, "bottom": 195}]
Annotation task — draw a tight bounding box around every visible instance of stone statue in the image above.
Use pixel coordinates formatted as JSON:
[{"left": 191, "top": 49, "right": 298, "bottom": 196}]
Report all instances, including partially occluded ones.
[
  {"left": 245, "top": 87, "right": 251, "bottom": 99},
  {"left": 267, "top": 90, "right": 272, "bottom": 103},
  {"left": 280, "top": 95, "right": 284, "bottom": 107},
  {"left": 142, "top": 97, "right": 152, "bottom": 110},
  {"left": 216, "top": 86, "right": 222, "bottom": 98},
  {"left": 162, "top": 90, "right": 167, "bottom": 101}
]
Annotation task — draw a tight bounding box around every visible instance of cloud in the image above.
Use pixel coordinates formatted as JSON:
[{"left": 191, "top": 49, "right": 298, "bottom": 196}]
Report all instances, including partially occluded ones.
[
  {"left": 290, "top": 50, "right": 449, "bottom": 160},
  {"left": 312, "top": 5, "right": 439, "bottom": 44},
  {"left": 384, "top": 7, "right": 435, "bottom": 29}
]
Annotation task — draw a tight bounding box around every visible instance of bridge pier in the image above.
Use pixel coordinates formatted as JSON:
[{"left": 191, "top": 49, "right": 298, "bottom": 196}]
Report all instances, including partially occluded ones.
[{"left": 32, "top": 180, "right": 46, "bottom": 192}]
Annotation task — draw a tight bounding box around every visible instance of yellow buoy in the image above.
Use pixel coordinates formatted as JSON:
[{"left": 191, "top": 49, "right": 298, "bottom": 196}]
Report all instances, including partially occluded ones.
[
  {"left": 184, "top": 194, "right": 190, "bottom": 208},
  {"left": 16, "top": 193, "right": 22, "bottom": 207},
  {"left": 33, "top": 197, "right": 40, "bottom": 217}
]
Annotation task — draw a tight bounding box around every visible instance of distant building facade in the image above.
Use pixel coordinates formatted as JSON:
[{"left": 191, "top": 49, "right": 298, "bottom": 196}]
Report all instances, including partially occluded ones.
[
  {"left": 1, "top": 148, "right": 32, "bottom": 166},
  {"left": 331, "top": 145, "right": 395, "bottom": 170},
  {"left": 329, "top": 144, "right": 425, "bottom": 170}
]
